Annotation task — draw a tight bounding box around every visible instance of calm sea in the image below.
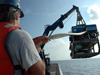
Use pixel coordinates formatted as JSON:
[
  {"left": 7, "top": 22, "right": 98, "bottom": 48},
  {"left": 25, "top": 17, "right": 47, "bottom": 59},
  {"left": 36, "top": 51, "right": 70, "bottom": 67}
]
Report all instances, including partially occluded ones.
[{"left": 52, "top": 58, "right": 100, "bottom": 75}]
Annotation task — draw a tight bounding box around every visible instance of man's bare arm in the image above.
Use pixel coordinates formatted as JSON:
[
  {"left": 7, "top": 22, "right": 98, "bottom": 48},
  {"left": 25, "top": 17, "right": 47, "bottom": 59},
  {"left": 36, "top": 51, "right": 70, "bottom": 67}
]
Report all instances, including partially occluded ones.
[{"left": 29, "top": 60, "right": 45, "bottom": 75}]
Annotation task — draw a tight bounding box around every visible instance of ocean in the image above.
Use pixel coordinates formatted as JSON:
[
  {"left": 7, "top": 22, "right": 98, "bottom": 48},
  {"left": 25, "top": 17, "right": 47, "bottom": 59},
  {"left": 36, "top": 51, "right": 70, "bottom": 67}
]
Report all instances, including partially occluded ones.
[{"left": 52, "top": 58, "right": 100, "bottom": 75}]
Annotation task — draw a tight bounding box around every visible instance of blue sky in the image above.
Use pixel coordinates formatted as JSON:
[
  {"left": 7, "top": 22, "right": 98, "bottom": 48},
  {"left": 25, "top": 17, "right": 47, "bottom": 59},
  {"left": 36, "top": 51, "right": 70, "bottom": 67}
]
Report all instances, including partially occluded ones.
[{"left": 20, "top": 0, "right": 100, "bottom": 60}]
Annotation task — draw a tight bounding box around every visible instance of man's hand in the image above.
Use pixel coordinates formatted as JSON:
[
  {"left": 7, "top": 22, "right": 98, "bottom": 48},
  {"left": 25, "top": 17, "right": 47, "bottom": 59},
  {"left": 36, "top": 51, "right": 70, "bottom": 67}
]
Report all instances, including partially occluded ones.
[{"left": 33, "top": 36, "right": 50, "bottom": 53}]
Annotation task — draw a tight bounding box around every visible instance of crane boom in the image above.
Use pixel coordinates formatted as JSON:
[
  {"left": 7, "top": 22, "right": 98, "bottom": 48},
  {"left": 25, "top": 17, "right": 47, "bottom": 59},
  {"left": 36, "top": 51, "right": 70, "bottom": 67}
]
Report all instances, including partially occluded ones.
[{"left": 43, "top": 5, "right": 80, "bottom": 36}]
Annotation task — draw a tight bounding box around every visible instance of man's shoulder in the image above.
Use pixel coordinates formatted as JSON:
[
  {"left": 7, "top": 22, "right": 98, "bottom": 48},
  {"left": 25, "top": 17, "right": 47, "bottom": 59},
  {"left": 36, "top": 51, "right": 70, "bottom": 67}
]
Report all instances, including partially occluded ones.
[
  {"left": 6, "top": 29, "right": 32, "bottom": 44},
  {"left": 10, "top": 29, "right": 31, "bottom": 39},
  {"left": 11, "top": 29, "right": 29, "bottom": 35}
]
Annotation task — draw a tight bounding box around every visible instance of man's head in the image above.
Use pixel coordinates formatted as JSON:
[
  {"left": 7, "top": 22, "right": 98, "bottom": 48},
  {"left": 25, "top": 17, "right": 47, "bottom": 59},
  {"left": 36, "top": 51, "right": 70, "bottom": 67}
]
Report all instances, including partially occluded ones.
[{"left": 0, "top": 0, "right": 24, "bottom": 25}]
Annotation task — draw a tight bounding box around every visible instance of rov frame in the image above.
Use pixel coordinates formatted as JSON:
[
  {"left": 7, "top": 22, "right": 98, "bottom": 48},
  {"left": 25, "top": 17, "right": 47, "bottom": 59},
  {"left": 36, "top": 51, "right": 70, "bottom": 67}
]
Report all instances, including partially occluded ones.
[{"left": 69, "top": 24, "right": 100, "bottom": 58}]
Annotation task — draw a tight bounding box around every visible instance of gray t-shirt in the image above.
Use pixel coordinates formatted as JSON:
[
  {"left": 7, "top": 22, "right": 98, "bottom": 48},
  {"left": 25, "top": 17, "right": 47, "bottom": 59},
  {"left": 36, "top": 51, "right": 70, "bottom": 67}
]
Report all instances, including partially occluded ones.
[{"left": 5, "top": 29, "right": 41, "bottom": 74}]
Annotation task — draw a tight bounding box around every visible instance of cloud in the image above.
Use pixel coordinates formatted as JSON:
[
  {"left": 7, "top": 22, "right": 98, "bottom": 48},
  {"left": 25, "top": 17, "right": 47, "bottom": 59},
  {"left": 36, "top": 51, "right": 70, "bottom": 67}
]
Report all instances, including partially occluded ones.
[
  {"left": 44, "top": 38, "right": 71, "bottom": 60},
  {"left": 44, "top": 7, "right": 52, "bottom": 17},
  {"left": 87, "top": 4, "right": 100, "bottom": 20},
  {"left": 23, "top": 8, "right": 31, "bottom": 14},
  {"left": 87, "top": 4, "right": 100, "bottom": 31}
]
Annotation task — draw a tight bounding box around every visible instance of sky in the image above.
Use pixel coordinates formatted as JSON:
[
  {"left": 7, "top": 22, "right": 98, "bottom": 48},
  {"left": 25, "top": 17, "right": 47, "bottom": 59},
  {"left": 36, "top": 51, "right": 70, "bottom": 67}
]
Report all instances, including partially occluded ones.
[{"left": 20, "top": 0, "right": 100, "bottom": 60}]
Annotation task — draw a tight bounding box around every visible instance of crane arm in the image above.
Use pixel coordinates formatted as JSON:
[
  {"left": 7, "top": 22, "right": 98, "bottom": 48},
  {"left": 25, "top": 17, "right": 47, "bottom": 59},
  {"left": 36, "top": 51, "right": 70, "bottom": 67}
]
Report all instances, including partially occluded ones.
[{"left": 43, "top": 5, "right": 79, "bottom": 36}]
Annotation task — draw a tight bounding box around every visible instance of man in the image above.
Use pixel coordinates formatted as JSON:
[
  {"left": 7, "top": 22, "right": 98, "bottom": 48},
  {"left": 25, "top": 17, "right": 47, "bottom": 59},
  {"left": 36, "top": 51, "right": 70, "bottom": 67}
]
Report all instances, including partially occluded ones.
[{"left": 0, "top": 0, "right": 49, "bottom": 75}]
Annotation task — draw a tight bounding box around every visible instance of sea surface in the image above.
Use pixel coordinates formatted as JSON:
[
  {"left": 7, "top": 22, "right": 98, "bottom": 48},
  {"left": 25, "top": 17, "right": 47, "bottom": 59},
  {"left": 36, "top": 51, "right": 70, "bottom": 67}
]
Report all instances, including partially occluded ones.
[{"left": 52, "top": 58, "right": 100, "bottom": 75}]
